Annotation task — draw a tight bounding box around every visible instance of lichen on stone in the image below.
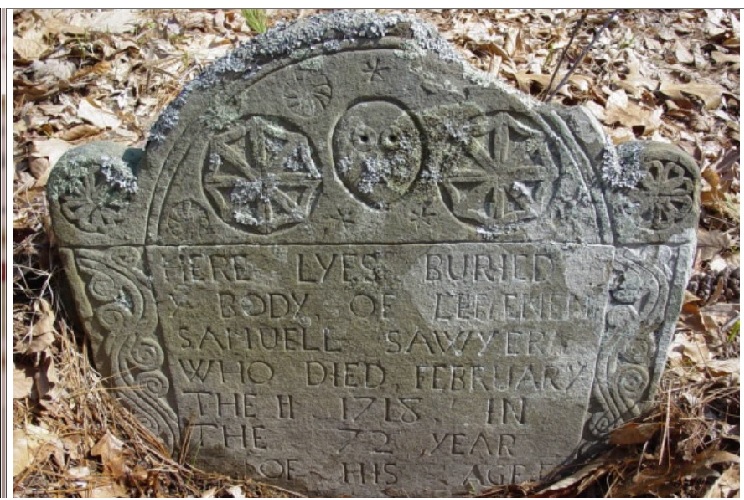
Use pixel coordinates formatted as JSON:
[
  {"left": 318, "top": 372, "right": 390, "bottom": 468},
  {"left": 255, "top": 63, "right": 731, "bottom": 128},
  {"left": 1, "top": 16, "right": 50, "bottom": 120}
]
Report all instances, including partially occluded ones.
[
  {"left": 49, "top": 154, "right": 138, "bottom": 200},
  {"left": 298, "top": 55, "right": 324, "bottom": 70},
  {"left": 602, "top": 141, "right": 645, "bottom": 189},
  {"left": 207, "top": 152, "right": 222, "bottom": 171},
  {"left": 231, "top": 175, "right": 276, "bottom": 205},
  {"left": 146, "top": 11, "right": 491, "bottom": 146},
  {"left": 115, "top": 289, "right": 134, "bottom": 313},
  {"left": 201, "top": 105, "right": 240, "bottom": 132},
  {"left": 282, "top": 144, "right": 320, "bottom": 178},
  {"left": 100, "top": 155, "right": 139, "bottom": 194}
]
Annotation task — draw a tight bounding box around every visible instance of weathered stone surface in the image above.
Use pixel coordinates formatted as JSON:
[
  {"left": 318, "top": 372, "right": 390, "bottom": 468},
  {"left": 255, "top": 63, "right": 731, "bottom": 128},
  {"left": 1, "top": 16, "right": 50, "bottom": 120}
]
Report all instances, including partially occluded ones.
[{"left": 47, "top": 11, "right": 700, "bottom": 497}]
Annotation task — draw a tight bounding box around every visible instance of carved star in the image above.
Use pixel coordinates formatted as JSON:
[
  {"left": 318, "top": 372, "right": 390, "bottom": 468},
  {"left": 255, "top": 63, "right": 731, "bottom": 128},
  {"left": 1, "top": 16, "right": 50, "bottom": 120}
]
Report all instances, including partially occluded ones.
[{"left": 362, "top": 57, "right": 391, "bottom": 82}]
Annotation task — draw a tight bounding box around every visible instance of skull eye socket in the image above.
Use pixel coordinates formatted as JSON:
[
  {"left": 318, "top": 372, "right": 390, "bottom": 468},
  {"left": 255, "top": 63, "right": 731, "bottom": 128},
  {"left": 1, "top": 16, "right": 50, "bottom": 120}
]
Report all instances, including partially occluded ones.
[
  {"left": 351, "top": 124, "right": 377, "bottom": 152},
  {"left": 381, "top": 125, "right": 405, "bottom": 151}
]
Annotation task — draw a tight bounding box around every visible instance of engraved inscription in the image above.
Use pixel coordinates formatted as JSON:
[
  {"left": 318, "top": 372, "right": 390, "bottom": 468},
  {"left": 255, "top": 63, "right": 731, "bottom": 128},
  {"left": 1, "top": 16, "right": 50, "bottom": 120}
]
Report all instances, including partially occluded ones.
[{"left": 145, "top": 242, "right": 612, "bottom": 494}]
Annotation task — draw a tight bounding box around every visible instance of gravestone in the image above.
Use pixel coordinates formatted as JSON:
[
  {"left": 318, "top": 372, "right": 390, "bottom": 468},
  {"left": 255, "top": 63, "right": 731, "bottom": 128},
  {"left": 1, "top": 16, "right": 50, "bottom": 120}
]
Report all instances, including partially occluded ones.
[{"left": 48, "top": 11, "right": 699, "bottom": 497}]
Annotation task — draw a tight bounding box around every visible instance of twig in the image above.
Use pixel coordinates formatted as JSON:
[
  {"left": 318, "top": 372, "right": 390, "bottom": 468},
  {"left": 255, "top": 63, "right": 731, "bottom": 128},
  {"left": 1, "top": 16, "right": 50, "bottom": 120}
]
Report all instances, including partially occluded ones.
[
  {"left": 542, "top": 10, "right": 588, "bottom": 102},
  {"left": 545, "top": 9, "right": 620, "bottom": 102},
  {"left": 659, "top": 386, "right": 672, "bottom": 466}
]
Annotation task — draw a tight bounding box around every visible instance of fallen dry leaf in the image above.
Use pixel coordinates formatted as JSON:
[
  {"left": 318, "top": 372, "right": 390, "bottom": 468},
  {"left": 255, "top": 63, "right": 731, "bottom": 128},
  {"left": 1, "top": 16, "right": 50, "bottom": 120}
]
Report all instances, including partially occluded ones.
[
  {"left": 67, "top": 9, "right": 143, "bottom": 34},
  {"left": 13, "top": 364, "right": 35, "bottom": 399},
  {"left": 91, "top": 432, "right": 129, "bottom": 479},
  {"left": 226, "top": 485, "right": 245, "bottom": 498},
  {"left": 614, "top": 58, "right": 657, "bottom": 98},
  {"left": 712, "top": 50, "right": 740, "bottom": 66},
  {"left": 201, "top": 487, "right": 218, "bottom": 498},
  {"left": 610, "top": 422, "right": 662, "bottom": 445},
  {"left": 13, "top": 33, "right": 50, "bottom": 60},
  {"left": 659, "top": 81, "right": 725, "bottom": 110},
  {"left": 13, "top": 425, "right": 65, "bottom": 477},
  {"left": 534, "top": 461, "right": 605, "bottom": 497},
  {"left": 674, "top": 41, "right": 695, "bottom": 65},
  {"left": 58, "top": 124, "right": 103, "bottom": 142},
  {"left": 26, "top": 298, "right": 57, "bottom": 354},
  {"left": 697, "top": 229, "right": 732, "bottom": 261},
  {"left": 34, "top": 353, "right": 59, "bottom": 400},
  {"left": 78, "top": 99, "right": 122, "bottom": 129},
  {"left": 705, "top": 464, "right": 740, "bottom": 498},
  {"left": 706, "top": 358, "right": 740, "bottom": 382},
  {"left": 31, "top": 138, "right": 73, "bottom": 171},
  {"left": 31, "top": 59, "right": 77, "bottom": 82},
  {"left": 13, "top": 429, "right": 35, "bottom": 477},
  {"left": 604, "top": 89, "right": 662, "bottom": 133}
]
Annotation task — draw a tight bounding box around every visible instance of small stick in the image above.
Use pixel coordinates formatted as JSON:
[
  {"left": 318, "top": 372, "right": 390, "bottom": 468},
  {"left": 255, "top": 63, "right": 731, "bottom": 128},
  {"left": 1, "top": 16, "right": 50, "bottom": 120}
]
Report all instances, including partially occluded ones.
[
  {"left": 545, "top": 9, "right": 621, "bottom": 102},
  {"left": 543, "top": 10, "right": 588, "bottom": 101}
]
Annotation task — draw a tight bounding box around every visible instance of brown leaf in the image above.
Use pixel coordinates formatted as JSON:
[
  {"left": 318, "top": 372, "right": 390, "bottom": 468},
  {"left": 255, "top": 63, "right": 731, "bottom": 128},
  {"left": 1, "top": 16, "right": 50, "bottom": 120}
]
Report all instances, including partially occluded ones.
[
  {"left": 13, "top": 35, "right": 50, "bottom": 60},
  {"left": 13, "top": 425, "right": 65, "bottom": 477},
  {"left": 674, "top": 42, "right": 695, "bottom": 65},
  {"left": 78, "top": 99, "right": 121, "bottom": 129},
  {"left": 604, "top": 90, "right": 662, "bottom": 132},
  {"left": 706, "top": 358, "right": 740, "bottom": 382},
  {"left": 58, "top": 124, "right": 102, "bottom": 142},
  {"left": 13, "top": 364, "right": 35, "bottom": 399},
  {"left": 201, "top": 487, "right": 218, "bottom": 498},
  {"left": 34, "top": 353, "right": 59, "bottom": 400},
  {"left": 615, "top": 59, "right": 657, "bottom": 98},
  {"left": 697, "top": 229, "right": 731, "bottom": 261},
  {"left": 659, "top": 81, "right": 724, "bottom": 110},
  {"left": 91, "top": 432, "right": 129, "bottom": 479},
  {"left": 705, "top": 465, "right": 740, "bottom": 498},
  {"left": 534, "top": 461, "right": 606, "bottom": 497},
  {"left": 42, "top": 17, "right": 86, "bottom": 35},
  {"left": 722, "top": 36, "right": 740, "bottom": 49},
  {"left": 29, "top": 157, "right": 50, "bottom": 186},
  {"left": 31, "top": 59, "right": 77, "bottom": 82},
  {"left": 67, "top": 10, "right": 143, "bottom": 34},
  {"left": 13, "top": 429, "right": 35, "bottom": 477},
  {"left": 26, "top": 298, "right": 56, "bottom": 354},
  {"left": 610, "top": 422, "right": 661, "bottom": 445},
  {"left": 712, "top": 51, "right": 740, "bottom": 66}
]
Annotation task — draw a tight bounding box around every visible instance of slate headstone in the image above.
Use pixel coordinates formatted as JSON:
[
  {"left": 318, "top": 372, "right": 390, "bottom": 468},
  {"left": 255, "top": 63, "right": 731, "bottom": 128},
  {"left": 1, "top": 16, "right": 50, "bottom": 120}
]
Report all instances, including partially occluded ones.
[{"left": 48, "top": 11, "right": 700, "bottom": 497}]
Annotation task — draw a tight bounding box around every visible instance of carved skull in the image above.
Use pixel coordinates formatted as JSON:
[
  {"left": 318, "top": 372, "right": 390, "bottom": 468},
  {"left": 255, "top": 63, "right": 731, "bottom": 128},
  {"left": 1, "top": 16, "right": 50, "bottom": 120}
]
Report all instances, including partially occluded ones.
[{"left": 333, "top": 100, "right": 422, "bottom": 208}]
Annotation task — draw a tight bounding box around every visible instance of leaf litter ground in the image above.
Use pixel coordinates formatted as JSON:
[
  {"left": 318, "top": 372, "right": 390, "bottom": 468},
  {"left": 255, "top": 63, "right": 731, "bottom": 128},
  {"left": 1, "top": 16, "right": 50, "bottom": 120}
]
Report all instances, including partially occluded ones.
[{"left": 11, "top": 8, "right": 740, "bottom": 498}]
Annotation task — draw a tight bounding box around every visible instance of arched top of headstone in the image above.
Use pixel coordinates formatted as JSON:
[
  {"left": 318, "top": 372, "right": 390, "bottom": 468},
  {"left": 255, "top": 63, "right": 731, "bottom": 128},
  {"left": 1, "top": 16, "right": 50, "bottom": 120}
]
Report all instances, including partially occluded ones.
[{"left": 47, "top": 10, "right": 699, "bottom": 250}]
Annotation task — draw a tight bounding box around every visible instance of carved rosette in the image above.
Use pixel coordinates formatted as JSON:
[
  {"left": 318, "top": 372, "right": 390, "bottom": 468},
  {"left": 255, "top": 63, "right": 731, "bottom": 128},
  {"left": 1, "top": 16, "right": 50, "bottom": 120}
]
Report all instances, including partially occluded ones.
[
  {"left": 587, "top": 249, "right": 670, "bottom": 437},
  {"left": 422, "top": 106, "right": 559, "bottom": 232},
  {"left": 48, "top": 154, "right": 138, "bottom": 234},
  {"left": 282, "top": 68, "right": 333, "bottom": 118},
  {"left": 162, "top": 198, "right": 213, "bottom": 240},
  {"left": 631, "top": 156, "right": 695, "bottom": 229},
  {"left": 608, "top": 142, "right": 700, "bottom": 244},
  {"left": 73, "top": 247, "right": 178, "bottom": 448},
  {"left": 203, "top": 116, "right": 322, "bottom": 234}
]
